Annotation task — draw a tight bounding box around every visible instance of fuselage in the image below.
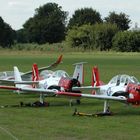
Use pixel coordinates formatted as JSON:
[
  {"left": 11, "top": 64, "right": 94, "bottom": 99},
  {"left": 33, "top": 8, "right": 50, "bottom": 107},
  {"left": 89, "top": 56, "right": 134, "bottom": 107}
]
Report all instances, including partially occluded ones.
[
  {"left": 96, "top": 74, "right": 139, "bottom": 98},
  {"left": 38, "top": 70, "right": 80, "bottom": 91}
]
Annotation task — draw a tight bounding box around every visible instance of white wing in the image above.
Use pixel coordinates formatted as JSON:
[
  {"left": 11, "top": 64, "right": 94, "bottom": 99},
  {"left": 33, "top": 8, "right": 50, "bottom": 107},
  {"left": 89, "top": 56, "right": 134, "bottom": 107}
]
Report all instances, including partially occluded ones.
[{"left": 0, "top": 85, "right": 127, "bottom": 102}]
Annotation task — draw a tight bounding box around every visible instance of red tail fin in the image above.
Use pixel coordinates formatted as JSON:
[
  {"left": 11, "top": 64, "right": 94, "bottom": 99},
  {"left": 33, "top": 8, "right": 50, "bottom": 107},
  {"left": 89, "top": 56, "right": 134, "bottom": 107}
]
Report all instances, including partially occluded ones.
[
  {"left": 32, "top": 63, "right": 39, "bottom": 81},
  {"left": 91, "top": 66, "right": 100, "bottom": 87}
]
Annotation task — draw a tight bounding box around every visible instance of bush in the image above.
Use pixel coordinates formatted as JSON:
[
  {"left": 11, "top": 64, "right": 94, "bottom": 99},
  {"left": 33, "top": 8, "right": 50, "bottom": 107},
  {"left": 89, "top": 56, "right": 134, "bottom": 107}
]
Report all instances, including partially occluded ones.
[
  {"left": 66, "top": 25, "right": 93, "bottom": 50},
  {"left": 66, "top": 23, "right": 119, "bottom": 51},
  {"left": 11, "top": 42, "right": 67, "bottom": 52},
  {"left": 112, "top": 31, "right": 140, "bottom": 52}
]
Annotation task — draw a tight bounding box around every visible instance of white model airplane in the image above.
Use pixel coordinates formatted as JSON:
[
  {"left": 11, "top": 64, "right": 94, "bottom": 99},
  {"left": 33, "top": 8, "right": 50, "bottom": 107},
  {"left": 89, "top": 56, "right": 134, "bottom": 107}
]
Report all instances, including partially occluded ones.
[
  {"left": 0, "top": 62, "right": 86, "bottom": 106},
  {"left": 72, "top": 66, "right": 140, "bottom": 113},
  {"left": 0, "top": 55, "right": 63, "bottom": 83}
]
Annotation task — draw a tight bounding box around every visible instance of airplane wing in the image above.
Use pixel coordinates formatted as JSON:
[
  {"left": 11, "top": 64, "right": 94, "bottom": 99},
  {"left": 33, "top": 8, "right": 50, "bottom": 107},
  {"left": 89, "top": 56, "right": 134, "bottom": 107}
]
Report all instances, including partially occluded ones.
[
  {"left": 0, "top": 85, "right": 57, "bottom": 96},
  {"left": 72, "top": 86, "right": 100, "bottom": 93},
  {"left": 0, "top": 85, "right": 127, "bottom": 102},
  {"left": 22, "top": 55, "right": 63, "bottom": 77},
  {"left": 0, "top": 80, "right": 39, "bottom": 86},
  {"left": 56, "top": 91, "right": 127, "bottom": 101}
]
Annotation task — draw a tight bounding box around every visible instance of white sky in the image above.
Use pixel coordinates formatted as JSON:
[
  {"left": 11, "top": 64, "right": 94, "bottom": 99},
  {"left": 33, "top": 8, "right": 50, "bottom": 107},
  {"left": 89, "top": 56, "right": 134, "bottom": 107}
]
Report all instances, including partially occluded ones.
[{"left": 0, "top": 0, "right": 139, "bottom": 30}]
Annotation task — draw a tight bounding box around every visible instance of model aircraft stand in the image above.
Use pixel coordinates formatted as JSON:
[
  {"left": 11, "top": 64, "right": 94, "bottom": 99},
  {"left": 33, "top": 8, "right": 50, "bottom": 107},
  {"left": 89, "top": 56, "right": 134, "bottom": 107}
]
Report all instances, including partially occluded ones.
[
  {"left": 73, "top": 109, "right": 112, "bottom": 117},
  {"left": 73, "top": 100, "right": 113, "bottom": 117}
]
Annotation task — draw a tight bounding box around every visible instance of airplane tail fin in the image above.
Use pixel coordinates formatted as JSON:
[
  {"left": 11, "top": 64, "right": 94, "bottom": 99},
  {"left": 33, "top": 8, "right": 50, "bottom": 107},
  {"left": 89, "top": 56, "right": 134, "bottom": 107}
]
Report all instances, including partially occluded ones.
[
  {"left": 14, "top": 65, "right": 39, "bottom": 89},
  {"left": 32, "top": 63, "right": 40, "bottom": 82},
  {"left": 73, "top": 62, "right": 87, "bottom": 85},
  {"left": 14, "top": 66, "right": 22, "bottom": 88},
  {"left": 91, "top": 66, "right": 100, "bottom": 87},
  {"left": 14, "top": 66, "right": 22, "bottom": 82}
]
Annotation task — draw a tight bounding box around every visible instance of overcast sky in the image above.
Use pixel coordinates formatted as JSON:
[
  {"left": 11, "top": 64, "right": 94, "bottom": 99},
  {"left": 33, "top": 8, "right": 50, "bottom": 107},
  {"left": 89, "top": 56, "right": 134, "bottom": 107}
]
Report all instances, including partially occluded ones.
[{"left": 0, "top": 0, "right": 140, "bottom": 30}]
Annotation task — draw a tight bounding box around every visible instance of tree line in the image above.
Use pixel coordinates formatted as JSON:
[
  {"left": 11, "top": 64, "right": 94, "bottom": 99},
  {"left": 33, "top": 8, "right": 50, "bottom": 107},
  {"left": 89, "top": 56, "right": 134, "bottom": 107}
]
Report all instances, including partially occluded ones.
[{"left": 0, "top": 2, "right": 140, "bottom": 52}]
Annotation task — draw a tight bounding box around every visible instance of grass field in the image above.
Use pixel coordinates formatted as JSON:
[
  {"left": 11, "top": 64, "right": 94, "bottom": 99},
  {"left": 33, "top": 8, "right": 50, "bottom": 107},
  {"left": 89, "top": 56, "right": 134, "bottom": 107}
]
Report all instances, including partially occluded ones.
[{"left": 0, "top": 51, "right": 140, "bottom": 140}]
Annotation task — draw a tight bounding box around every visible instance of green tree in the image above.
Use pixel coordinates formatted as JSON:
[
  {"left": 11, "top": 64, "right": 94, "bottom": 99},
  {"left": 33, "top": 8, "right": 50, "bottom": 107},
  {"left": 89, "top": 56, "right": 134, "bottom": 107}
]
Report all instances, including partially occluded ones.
[
  {"left": 23, "top": 3, "right": 68, "bottom": 44},
  {"left": 68, "top": 8, "right": 102, "bottom": 29},
  {"left": 0, "top": 17, "right": 14, "bottom": 47},
  {"left": 104, "top": 12, "right": 131, "bottom": 31},
  {"left": 16, "top": 29, "right": 28, "bottom": 43}
]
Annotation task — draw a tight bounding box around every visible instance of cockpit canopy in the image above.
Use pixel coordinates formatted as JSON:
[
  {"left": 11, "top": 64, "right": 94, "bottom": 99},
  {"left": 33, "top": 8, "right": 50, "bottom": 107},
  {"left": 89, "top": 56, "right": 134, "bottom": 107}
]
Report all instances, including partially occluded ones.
[
  {"left": 108, "top": 74, "right": 139, "bottom": 85},
  {"left": 52, "top": 70, "right": 69, "bottom": 78},
  {"left": 39, "top": 70, "right": 70, "bottom": 79},
  {"left": 40, "top": 70, "right": 53, "bottom": 79}
]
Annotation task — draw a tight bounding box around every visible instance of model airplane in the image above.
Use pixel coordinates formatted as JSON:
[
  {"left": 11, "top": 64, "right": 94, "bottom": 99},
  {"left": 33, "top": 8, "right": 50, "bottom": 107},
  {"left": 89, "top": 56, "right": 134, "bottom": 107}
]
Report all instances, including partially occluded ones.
[
  {"left": 0, "top": 62, "right": 86, "bottom": 106},
  {"left": 0, "top": 55, "right": 62, "bottom": 83},
  {"left": 72, "top": 66, "right": 140, "bottom": 113}
]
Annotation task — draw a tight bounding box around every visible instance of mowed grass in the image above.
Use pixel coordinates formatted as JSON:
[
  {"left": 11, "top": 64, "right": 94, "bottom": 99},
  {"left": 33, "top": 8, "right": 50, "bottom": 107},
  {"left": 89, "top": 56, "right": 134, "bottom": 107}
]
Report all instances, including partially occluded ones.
[{"left": 0, "top": 51, "right": 140, "bottom": 140}]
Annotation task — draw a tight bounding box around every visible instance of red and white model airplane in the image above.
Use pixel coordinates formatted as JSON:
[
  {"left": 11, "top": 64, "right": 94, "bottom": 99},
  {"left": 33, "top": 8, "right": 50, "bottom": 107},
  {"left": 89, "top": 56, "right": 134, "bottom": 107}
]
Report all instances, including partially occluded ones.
[
  {"left": 0, "top": 62, "right": 86, "bottom": 106},
  {"left": 72, "top": 66, "right": 140, "bottom": 114}
]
